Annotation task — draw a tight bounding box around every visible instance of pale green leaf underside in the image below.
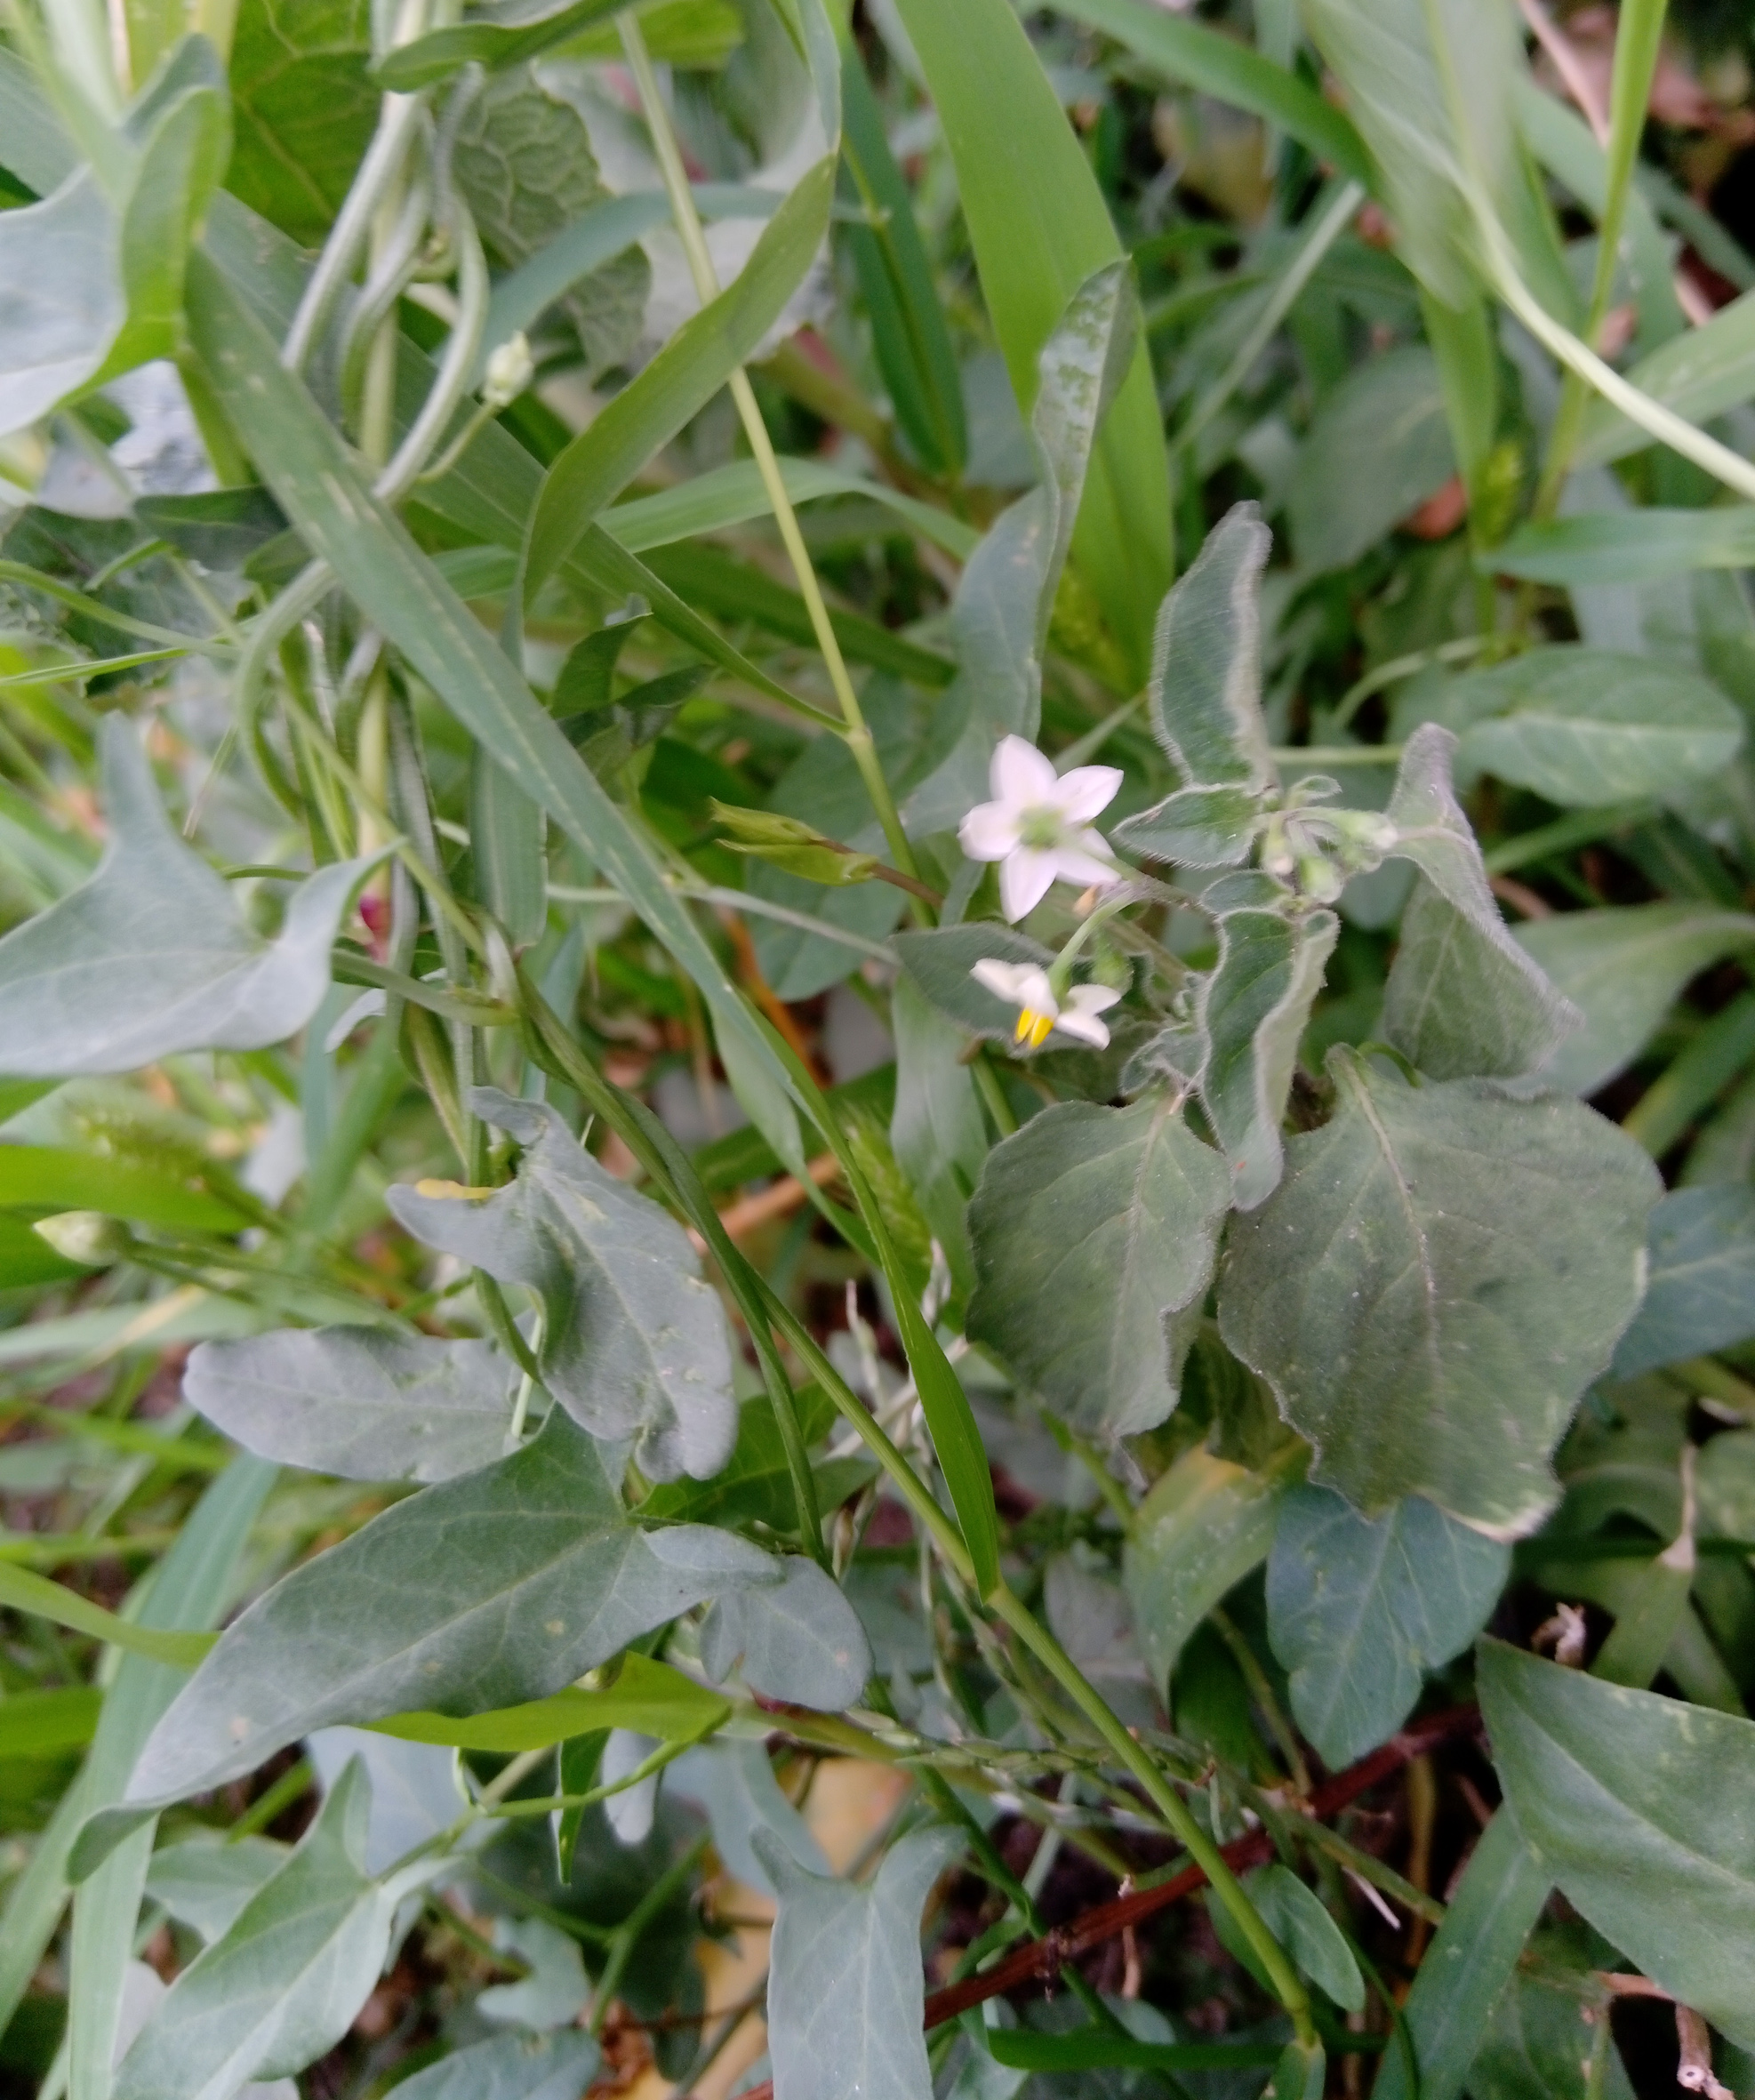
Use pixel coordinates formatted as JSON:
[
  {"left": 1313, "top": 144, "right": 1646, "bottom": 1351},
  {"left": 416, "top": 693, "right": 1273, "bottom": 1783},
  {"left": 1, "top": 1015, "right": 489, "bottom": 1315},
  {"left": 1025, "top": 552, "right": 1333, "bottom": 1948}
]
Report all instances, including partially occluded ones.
[{"left": 1612, "top": 1185, "right": 1755, "bottom": 1376}]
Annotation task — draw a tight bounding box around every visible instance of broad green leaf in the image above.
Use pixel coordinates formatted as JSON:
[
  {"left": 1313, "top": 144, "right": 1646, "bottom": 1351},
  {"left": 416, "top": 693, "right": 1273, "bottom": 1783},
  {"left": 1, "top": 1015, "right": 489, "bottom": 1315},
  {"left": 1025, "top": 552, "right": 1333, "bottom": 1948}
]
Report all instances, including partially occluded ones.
[
  {"left": 225, "top": 0, "right": 377, "bottom": 246},
  {"left": 840, "top": 45, "right": 966, "bottom": 475},
  {"left": 1265, "top": 1486, "right": 1509, "bottom": 1767},
  {"left": 1468, "top": 1933, "right": 1637, "bottom": 2100},
  {"left": 65, "top": 1458, "right": 277, "bottom": 2100},
  {"left": 524, "top": 157, "right": 836, "bottom": 601},
  {"left": 894, "top": 925, "right": 1056, "bottom": 1043},
  {"left": 1300, "top": 0, "right": 1566, "bottom": 316},
  {"left": 757, "top": 1823, "right": 966, "bottom": 2100},
  {"left": 0, "top": 720, "right": 367, "bottom": 1078},
  {"left": 1136, "top": 501, "right": 1277, "bottom": 796},
  {"left": 1113, "top": 782, "right": 1263, "bottom": 870},
  {"left": 1369, "top": 1807, "right": 1552, "bottom": 2100},
  {"left": 966, "top": 1098, "right": 1230, "bottom": 1439},
  {"left": 1196, "top": 874, "right": 1338, "bottom": 1211},
  {"left": 0, "top": 1145, "right": 244, "bottom": 1234},
  {"left": 1492, "top": 506, "right": 1755, "bottom": 587},
  {"left": 373, "top": 0, "right": 627, "bottom": 89},
  {"left": 890, "top": 976, "right": 987, "bottom": 1286},
  {"left": 1123, "top": 1441, "right": 1308, "bottom": 1693},
  {"left": 184, "top": 1330, "right": 514, "bottom": 1483},
  {"left": 701, "top": 1555, "right": 873, "bottom": 1711},
  {"left": 1219, "top": 1050, "right": 1661, "bottom": 1536},
  {"left": 389, "top": 1089, "right": 734, "bottom": 1482},
  {"left": 1578, "top": 285, "right": 1755, "bottom": 469},
  {"left": 0, "top": 1686, "right": 102, "bottom": 1760},
  {"left": 0, "top": 170, "right": 121, "bottom": 437},
  {"left": 1612, "top": 1186, "right": 1755, "bottom": 1376},
  {"left": 186, "top": 247, "right": 806, "bottom": 1173},
  {"left": 477, "top": 1916, "right": 589, "bottom": 2027},
  {"left": 143, "top": 1836, "right": 289, "bottom": 1944},
  {"left": 1514, "top": 902, "right": 1755, "bottom": 1096},
  {"left": 113, "top": 1761, "right": 442, "bottom": 2100},
  {"left": 1048, "top": 0, "right": 1371, "bottom": 184},
  {"left": 908, "top": 261, "right": 1143, "bottom": 831},
  {"left": 1213, "top": 1865, "right": 1363, "bottom": 2013},
  {"left": 1286, "top": 346, "right": 1454, "bottom": 575},
  {"left": 1479, "top": 1639, "right": 1755, "bottom": 2050},
  {"left": 890, "top": 0, "right": 1172, "bottom": 678},
  {"left": 122, "top": 1407, "right": 778, "bottom": 1804},
  {"left": 1451, "top": 648, "right": 1743, "bottom": 807},
  {"left": 371, "top": 1653, "right": 730, "bottom": 1751},
  {"left": 669, "top": 1738, "right": 828, "bottom": 1896},
  {"left": 385, "top": 2032, "right": 603, "bottom": 2100},
  {"left": 1380, "top": 725, "right": 1579, "bottom": 1081}
]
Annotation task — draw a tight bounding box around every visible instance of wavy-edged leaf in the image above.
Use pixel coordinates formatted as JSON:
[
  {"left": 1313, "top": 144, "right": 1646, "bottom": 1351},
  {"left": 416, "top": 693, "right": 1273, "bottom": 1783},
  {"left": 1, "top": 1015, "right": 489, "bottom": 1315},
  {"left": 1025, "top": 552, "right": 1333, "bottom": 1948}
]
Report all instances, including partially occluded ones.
[
  {"left": 121, "top": 1407, "right": 777, "bottom": 1806},
  {"left": 1266, "top": 1486, "right": 1509, "bottom": 1767},
  {"left": 184, "top": 1330, "right": 513, "bottom": 1484},
  {"left": 701, "top": 1555, "right": 873, "bottom": 1711},
  {"left": 757, "top": 1823, "right": 966, "bottom": 2100},
  {"left": 889, "top": 0, "right": 1171, "bottom": 678},
  {"left": 113, "top": 1760, "right": 441, "bottom": 2100},
  {"left": 1220, "top": 1050, "right": 1661, "bottom": 1537},
  {"left": 1380, "top": 725, "right": 1579, "bottom": 1079},
  {"left": 1479, "top": 1639, "right": 1755, "bottom": 2050},
  {"left": 184, "top": 244, "right": 807, "bottom": 1177},
  {"left": 0, "top": 721, "right": 367, "bottom": 1077},
  {"left": 1113, "top": 781, "right": 1263, "bottom": 870},
  {"left": 389, "top": 1089, "right": 734, "bottom": 1482},
  {"left": 966, "top": 1097, "right": 1230, "bottom": 1439},
  {"left": 1513, "top": 902, "right": 1755, "bottom": 1096},
  {"left": 1611, "top": 1184, "right": 1755, "bottom": 1377},
  {"left": 1123, "top": 1441, "right": 1308, "bottom": 1694},
  {"left": 524, "top": 157, "right": 835, "bottom": 601},
  {"left": 1196, "top": 874, "right": 1337, "bottom": 1211},
  {"left": 1451, "top": 648, "right": 1743, "bottom": 807},
  {"left": 1144, "top": 501, "right": 1276, "bottom": 794}
]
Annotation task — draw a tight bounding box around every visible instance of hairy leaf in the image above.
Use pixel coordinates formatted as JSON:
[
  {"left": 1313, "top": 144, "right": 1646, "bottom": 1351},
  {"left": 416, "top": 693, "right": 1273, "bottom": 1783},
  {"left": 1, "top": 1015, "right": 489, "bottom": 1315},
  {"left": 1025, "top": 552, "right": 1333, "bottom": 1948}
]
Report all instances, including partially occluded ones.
[
  {"left": 1266, "top": 1486, "right": 1509, "bottom": 1767},
  {"left": 701, "top": 1556, "right": 873, "bottom": 1711},
  {"left": 1513, "top": 902, "right": 1755, "bottom": 1096},
  {"left": 1479, "top": 1639, "right": 1755, "bottom": 2049},
  {"left": 1124, "top": 1442, "right": 1307, "bottom": 1693},
  {"left": 184, "top": 1330, "right": 513, "bottom": 1484},
  {"left": 1380, "top": 725, "right": 1580, "bottom": 1082},
  {"left": 1612, "top": 1185, "right": 1755, "bottom": 1376},
  {"left": 757, "top": 1823, "right": 965, "bottom": 2100},
  {"left": 966, "top": 1098, "right": 1230, "bottom": 1439},
  {"left": 1451, "top": 648, "right": 1743, "bottom": 806},
  {"left": 1113, "top": 781, "right": 1263, "bottom": 870},
  {"left": 0, "top": 721, "right": 366, "bottom": 1077},
  {"left": 389, "top": 1089, "right": 735, "bottom": 1482},
  {"left": 1220, "top": 1050, "right": 1661, "bottom": 1536},
  {"left": 123, "top": 1408, "right": 777, "bottom": 1804},
  {"left": 1196, "top": 875, "right": 1338, "bottom": 1210},
  {"left": 1142, "top": 501, "right": 1276, "bottom": 794}
]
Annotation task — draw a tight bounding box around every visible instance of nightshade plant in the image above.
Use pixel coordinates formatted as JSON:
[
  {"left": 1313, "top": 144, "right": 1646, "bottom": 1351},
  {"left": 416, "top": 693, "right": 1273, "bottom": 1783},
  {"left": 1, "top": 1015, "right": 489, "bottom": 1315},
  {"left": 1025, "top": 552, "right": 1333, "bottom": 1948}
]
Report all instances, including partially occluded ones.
[{"left": 6, "top": 1, "right": 1755, "bottom": 2098}]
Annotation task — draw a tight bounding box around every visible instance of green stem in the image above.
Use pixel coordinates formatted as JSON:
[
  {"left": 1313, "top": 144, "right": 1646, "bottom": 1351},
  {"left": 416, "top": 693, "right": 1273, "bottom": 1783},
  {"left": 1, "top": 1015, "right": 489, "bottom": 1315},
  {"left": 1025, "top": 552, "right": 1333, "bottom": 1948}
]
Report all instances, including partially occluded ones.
[
  {"left": 1533, "top": 0, "right": 1671, "bottom": 517},
  {"left": 618, "top": 15, "right": 926, "bottom": 905},
  {"left": 972, "top": 1053, "right": 1019, "bottom": 1139},
  {"left": 988, "top": 1586, "right": 1318, "bottom": 2047},
  {"left": 589, "top": 1834, "right": 711, "bottom": 2032}
]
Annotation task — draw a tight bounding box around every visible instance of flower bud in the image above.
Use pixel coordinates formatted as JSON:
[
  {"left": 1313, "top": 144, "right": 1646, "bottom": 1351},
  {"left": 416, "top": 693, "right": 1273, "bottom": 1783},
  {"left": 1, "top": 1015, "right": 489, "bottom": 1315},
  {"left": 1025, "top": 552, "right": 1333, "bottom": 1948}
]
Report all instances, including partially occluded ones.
[{"left": 481, "top": 332, "right": 534, "bottom": 411}]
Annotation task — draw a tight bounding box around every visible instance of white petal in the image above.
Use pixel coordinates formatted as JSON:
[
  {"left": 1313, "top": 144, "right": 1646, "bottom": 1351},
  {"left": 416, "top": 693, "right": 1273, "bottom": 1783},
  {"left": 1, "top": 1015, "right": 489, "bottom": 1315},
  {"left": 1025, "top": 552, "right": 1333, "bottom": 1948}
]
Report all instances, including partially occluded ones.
[
  {"left": 1049, "top": 844, "right": 1123, "bottom": 892},
  {"left": 991, "top": 735, "right": 1057, "bottom": 810},
  {"left": 972, "top": 958, "right": 1033, "bottom": 1003},
  {"left": 958, "top": 801, "right": 1021, "bottom": 861},
  {"left": 1065, "top": 983, "right": 1124, "bottom": 1016},
  {"left": 999, "top": 848, "right": 1057, "bottom": 922},
  {"left": 1051, "top": 764, "right": 1124, "bottom": 824},
  {"left": 1015, "top": 967, "right": 1058, "bottom": 1016},
  {"left": 1053, "top": 1008, "right": 1111, "bottom": 1047}
]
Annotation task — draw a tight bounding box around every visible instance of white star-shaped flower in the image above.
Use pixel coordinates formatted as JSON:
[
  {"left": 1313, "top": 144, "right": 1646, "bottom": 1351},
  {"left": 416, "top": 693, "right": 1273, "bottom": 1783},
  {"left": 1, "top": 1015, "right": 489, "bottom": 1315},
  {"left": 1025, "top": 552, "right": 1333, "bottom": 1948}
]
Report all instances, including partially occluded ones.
[
  {"left": 958, "top": 735, "right": 1124, "bottom": 922},
  {"left": 970, "top": 960, "right": 1122, "bottom": 1052}
]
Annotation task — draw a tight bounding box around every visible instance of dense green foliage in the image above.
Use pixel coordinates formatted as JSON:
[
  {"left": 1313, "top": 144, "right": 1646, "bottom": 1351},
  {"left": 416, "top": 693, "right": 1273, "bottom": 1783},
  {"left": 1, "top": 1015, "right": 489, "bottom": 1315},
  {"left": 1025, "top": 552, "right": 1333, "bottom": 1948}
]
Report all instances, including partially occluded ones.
[{"left": 4, "top": 2, "right": 1755, "bottom": 2098}]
